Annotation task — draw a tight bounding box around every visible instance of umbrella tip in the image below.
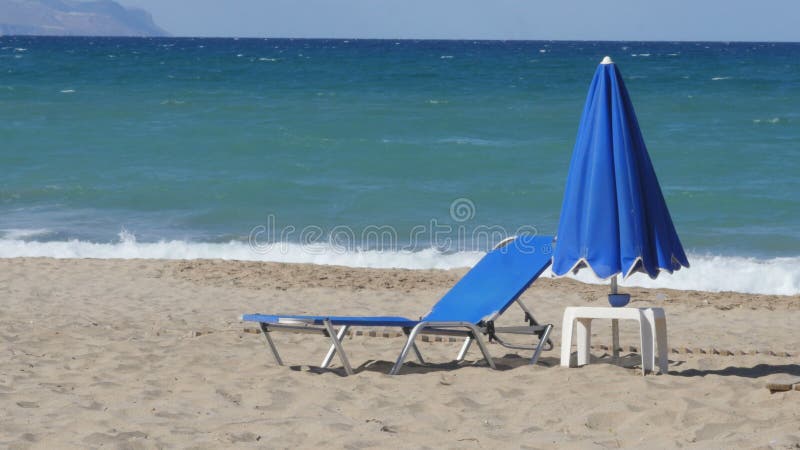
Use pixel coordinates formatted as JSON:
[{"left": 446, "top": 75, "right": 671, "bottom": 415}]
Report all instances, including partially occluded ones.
[{"left": 600, "top": 56, "right": 614, "bottom": 65}]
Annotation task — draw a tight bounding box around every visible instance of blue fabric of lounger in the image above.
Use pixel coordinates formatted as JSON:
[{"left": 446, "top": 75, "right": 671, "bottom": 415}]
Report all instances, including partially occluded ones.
[
  {"left": 242, "top": 234, "right": 556, "bottom": 375},
  {"left": 243, "top": 234, "right": 554, "bottom": 327},
  {"left": 241, "top": 314, "right": 419, "bottom": 327}
]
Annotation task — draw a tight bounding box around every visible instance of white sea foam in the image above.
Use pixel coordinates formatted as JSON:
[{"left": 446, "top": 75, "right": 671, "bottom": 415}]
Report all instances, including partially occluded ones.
[
  {"left": 562, "top": 254, "right": 800, "bottom": 296},
  {"left": 60, "top": 89, "right": 75, "bottom": 94},
  {"left": 0, "top": 236, "right": 483, "bottom": 271},
  {"left": 0, "top": 237, "right": 797, "bottom": 295},
  {"left": 712, "top": 76, "right": 732, "bottom": 81}
]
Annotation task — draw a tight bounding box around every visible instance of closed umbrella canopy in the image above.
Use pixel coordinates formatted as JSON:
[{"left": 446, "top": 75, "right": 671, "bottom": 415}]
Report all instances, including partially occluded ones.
[{"left": 552, "top": 56, "right": 689, "bottom": 280}]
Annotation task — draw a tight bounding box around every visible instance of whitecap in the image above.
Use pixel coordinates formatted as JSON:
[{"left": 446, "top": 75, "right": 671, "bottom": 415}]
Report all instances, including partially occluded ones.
[
  {"left": 753, "top": 118, "right": 782, "bottom": 124},
  {"left": 60, "top": 89, "right": 75, "bottom": 94},
  {"left": 711, "top": 76, "right": 731, "bottom": 81},
  {"left": 258, "top": 57, "right": 278, "bottom": 62},
  {"left": 438, "top": 136, "right": 497, "bottom": 146},
  {"left": 440, "top": 55, "right": 453, "bottom": 59}
]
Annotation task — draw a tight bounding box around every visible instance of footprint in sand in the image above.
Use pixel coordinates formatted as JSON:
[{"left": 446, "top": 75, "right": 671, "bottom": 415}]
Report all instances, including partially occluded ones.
[
  {"left": 82, "top": 431, "right": 149, "bottom": 446},
  {"left": 16, "top": 401, "right": 39, "bottom": 408}
]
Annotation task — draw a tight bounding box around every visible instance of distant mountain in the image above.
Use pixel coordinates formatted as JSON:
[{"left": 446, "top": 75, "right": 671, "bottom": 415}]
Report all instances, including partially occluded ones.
[{"left": 0, "top": 0, "right": 167, "bottom": 37}]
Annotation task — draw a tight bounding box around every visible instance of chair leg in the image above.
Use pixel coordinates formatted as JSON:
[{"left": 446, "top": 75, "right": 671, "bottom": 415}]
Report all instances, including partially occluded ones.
[
  {"left": 321, "top": 325, "right": 350, "bottom": 369},
  {"left": 260, "top": 323, "right": 283, "bottom": 366},
  {"left": 390, "top": 323, "right": 426, "bottom": 375},
  {"left": 456, "top": 337, "right": 472, "bottom": 361},
  {"left": 411, "top": 342, "right": 426, "bottom": 365},
  {"left": 400, "top": 328, "right": 426, "bottom": 364},
  {"left": 468, "top": 326, "right": 496, "bottom": 370},
  {"left": 530, "top": 324, "right": 553, "bottom": 365},
  {"left": 323, "top": 320, "right": 353, "bottom": 375}
]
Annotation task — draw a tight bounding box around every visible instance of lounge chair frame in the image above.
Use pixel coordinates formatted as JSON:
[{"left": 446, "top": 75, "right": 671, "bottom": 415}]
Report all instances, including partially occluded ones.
[
  {"left": 252, "top": 297, "right": 553, "bottom": 376},
  {"left": 246, "top": 235, "right": 555, "bottom": 376}
]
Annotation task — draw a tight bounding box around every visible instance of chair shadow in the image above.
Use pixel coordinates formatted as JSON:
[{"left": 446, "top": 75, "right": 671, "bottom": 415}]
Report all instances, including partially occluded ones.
[
  {"left": 289, "top": 353, "right": 561, "bottom": 376},
  {"left": 671, "top": 363, "right": 800, "bottom": 379},
  {"left": 565, "top": 351, "right": 687, "bottom": 373}
]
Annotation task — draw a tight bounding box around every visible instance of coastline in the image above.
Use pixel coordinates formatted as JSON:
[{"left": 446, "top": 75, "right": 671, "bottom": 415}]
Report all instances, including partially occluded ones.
[{"left": 1, "top": 257, "right": 798, "bottom": 447}]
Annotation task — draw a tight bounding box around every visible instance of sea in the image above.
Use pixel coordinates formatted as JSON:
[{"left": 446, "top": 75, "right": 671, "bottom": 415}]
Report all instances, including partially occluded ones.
[{"left": 1, "top": 36, "right": 798, "bottom": 295}]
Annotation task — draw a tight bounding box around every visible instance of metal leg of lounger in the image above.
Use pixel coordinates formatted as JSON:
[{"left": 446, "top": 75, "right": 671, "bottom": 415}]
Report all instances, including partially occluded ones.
[
  {"left": 517, "top": 299, "right": 554, "bottom": 350},
  {"left": 322, "top": 320, "right": 353, "bottom": 375},
  {"left": 411, "top": 342, "right": 426, "bottom": 365},
  {"left": 402, "top": 328, "right": 426, "bottom": 364},
  {"left": 321, "top": 325, "right": 350, "bottom": 369},
  {"left": 259, "top": 323, "right": 283, "bottom": 366},
  {"left": 390, "top": 323, "right": 426, "bottom": 375},
  {"left": 456, "top": 337, "right": 472, "bottom": 361},
  {"left": 529, "top": 324, "right": 553, "bottom": 365},
  {"left": 468, "top": 325, "right": 496, "bottom": 370}
]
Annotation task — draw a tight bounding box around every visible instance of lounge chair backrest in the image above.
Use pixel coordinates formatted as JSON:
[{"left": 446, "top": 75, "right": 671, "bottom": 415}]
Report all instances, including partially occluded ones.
[{"left": 421, "top": 235, "right": 553, "bottom": 324}]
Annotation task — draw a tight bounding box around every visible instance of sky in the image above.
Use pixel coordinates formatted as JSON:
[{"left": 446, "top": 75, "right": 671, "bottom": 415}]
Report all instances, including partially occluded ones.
[{"left": 117, "top": 0, "right": 800, "bottom": 42}]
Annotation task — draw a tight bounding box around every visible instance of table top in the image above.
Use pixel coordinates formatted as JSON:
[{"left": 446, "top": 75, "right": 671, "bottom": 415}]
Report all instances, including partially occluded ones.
[{"left": 563, "top": 306, "right": 665, "bottom": 319}]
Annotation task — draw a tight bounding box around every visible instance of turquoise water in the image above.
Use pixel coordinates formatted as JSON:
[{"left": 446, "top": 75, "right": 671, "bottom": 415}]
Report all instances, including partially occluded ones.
[{"left": 1, "top": 37, "right": 799, "bottom": 293}]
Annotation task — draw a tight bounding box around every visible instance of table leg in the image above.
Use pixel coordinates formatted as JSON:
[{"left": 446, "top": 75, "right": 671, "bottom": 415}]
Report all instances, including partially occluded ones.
[
  {"left": 654, "top": 316, "right": 669, "bottom": 374},
  {"left": 638, "top": 312, "right": 654, "bottom": 375},
  {"left": 560, "top": 309, "right": 576, "bottom": 367},
  {"left": 576, "top": 318, "right": 592, "bottom": 366},
  {"left": 611, "top": 319, "right": 620, "bottom": 364}
]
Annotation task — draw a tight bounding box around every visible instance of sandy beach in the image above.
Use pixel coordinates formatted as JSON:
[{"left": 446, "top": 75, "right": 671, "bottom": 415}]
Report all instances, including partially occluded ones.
[{"left": 1, "top": 257, "right": 799, "bottom": 449}]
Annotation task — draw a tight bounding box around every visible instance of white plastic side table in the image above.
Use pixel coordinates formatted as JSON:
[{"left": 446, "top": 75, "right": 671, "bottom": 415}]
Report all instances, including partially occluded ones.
[{"left": 560, "top": 306, "right": 668, "bottom": 375}]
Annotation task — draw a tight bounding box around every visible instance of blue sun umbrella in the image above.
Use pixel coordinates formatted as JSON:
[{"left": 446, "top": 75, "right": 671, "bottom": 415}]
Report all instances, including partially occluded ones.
[{"left": 552, "top": 56, "right": 689, "bottom": 296}]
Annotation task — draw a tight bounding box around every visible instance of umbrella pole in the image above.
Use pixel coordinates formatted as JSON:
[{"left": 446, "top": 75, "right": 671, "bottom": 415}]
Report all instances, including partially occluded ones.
[{"left": 611, "top": 275, "right": 620, "bottom": 363}]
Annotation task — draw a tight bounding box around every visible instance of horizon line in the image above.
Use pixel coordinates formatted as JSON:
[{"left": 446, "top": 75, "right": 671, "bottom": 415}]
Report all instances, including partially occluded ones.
[{"left": 2, "top": 34, "right": 800, "bottom": 44}]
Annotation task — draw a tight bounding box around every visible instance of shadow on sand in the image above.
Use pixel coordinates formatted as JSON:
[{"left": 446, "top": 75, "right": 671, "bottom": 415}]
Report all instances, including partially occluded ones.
[
  {"left": 289, "top": 354, "right": 562, "bottom": 376},
  {"left": 672, "top": 363, "right": 800, "bottom": 379}
]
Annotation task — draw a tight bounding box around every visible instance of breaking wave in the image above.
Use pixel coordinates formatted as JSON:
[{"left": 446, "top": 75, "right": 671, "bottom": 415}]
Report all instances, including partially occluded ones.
[{"left": 0, "top": 233, "right": 797, "bottom": 295}]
